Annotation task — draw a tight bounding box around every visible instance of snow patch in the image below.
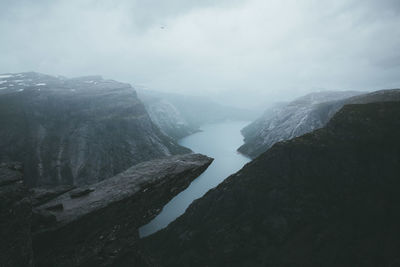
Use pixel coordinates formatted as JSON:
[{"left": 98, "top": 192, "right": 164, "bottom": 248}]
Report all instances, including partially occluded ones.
[
  {"left": 17, "top": 89, "right": 24, "bottom": 92},
  {"left": 0, "top": 87, "right": 7, "bottom": 90},
  {"left": 36, "top": 83, "right": 46, "bottom": 86},
  {"left": 0, "top": 74, "right": 12, "bottom": 79},
  {"left": 0, "top": 81, "right": 6, "bottom": 85}
]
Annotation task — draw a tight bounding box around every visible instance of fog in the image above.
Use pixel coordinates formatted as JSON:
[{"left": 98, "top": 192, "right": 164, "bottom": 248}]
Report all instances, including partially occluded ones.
[{"left": 1, "top": 0, "right": 399, "bottom": 108}]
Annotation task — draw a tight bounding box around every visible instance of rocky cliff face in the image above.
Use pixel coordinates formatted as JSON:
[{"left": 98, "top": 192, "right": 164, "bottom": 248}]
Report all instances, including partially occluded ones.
[
  {"left": 32, "top": 153, "right": 212, "bottom": 267},
  {"left": 238, "top": 91, "right": 364, "bottom": 158},
  {"left": 0, "top": 154, "right": 212, "bottom": 267},
  {"left": 0, "top": 163, "right": 34, "bottom": 267},
  {"left": 239, "top": 89, "right": 400, "bottom": 158},
  {"left": 145, "top": 101, "right": 400, "bottom": 267},
  {"left": 0, "top": 72, "right": 190, "bottom": 187},
  {"left": 139, "top": 93, "right": 197, "bottom": 139}
]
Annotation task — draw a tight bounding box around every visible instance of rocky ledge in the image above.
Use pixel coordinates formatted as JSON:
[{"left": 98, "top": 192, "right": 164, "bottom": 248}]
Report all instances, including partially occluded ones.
[{"left": 32, "top": 153, "right": 213, "bottom": 267}]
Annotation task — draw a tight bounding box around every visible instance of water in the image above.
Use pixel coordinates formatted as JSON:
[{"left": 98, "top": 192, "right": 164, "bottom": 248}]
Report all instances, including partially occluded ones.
[{"left": 139, "top": 121, "right": 251, "bottom": 238}]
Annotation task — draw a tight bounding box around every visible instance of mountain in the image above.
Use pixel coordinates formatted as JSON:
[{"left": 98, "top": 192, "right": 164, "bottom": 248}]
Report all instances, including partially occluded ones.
[
  {"left": 238, "top": 89, "right": 400, "bottom": 158},
  {"left": 138, "top": 89, "right": 258, "bottom": 138},
  {"left": 0, "top": 153, "right": 212, "bottom": 267},
  {"left": 32, "top": 153, "right": 212, "bottom": 267},
  {"left": 145, "top": 100, "right": 400, "bottom": 266},
  {"left": 0, "top": 72, "right": 190, "bottom": 187},
  {"left": 138, "top": 92, "right": 198, "bottom": 139},
  {"left": 238, "top": 91, "right": 363, "bottom": 157}
]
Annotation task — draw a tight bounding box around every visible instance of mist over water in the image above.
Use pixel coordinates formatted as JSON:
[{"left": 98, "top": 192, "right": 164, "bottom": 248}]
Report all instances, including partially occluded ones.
[{"left": 139, "top": 121, "right": 250, "bottom": 237}]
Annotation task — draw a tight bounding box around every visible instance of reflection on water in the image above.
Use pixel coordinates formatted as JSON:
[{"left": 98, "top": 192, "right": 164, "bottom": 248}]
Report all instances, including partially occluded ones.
[{"left": 139, "top": 121, "right": 250, "bottom": 237}]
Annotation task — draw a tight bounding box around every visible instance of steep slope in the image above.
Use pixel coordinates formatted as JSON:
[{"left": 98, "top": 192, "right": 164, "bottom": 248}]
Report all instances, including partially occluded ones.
[
  {"left": 0, "top": 72, "right": 190, "bottom": 187},
  {"left": 139, "top": 93, "right": 197, "bottom": 139},
  {"left": 238, "top": 90, "right": 363, "bottom": 158},
  {"left": 0, "top": 154, "right": 212, "bottom": 267},
  {"left": 32, "top": 153, "right": 212, "bottom": 267},
  {"left": 138, "top": 89, "right": 257, "bottom": 136},
  {"left": 145, "top": 101, "right": 400, "bottom": 267}
]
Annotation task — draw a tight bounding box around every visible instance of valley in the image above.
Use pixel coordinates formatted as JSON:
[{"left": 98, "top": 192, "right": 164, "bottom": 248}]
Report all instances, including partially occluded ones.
[{"left": 139, "top": 121, "right": 251, "bottom": 237}]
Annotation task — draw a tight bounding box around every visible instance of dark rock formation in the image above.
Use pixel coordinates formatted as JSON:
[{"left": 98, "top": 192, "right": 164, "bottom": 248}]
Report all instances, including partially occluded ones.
[
  {"left": 145, "top": 101, "right": 400, "bottom": 266},
  {"left": 31, "top": 185, "right": 76, "bottom": 206},
  {"left": 32, "top": 153, "right": 213, "bottom": 267},
  {"left": 0, "top": 72, "right": 190, "bottom": 187},
  {"left": 238, "top": 89, "right": 400, "bottom": 158},
  {"left": 0, "top": 163, "right": 34, "bottom": 267}
]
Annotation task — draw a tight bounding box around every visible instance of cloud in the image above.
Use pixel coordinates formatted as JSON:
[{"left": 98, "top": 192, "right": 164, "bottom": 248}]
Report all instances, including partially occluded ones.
[{"left": 0, "top": 0, "right": 399, "bottom": 106}]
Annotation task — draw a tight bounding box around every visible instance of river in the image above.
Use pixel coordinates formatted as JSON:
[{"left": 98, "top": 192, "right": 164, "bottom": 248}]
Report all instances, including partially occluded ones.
[{"left": 139, "top": 121, "right": 251, "bottom": 237}]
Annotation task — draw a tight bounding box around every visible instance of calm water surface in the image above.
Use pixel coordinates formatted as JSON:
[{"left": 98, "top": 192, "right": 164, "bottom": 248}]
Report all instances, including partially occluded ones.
[{"left": 139, "top": 121, "right": 250, "bottom": 237}]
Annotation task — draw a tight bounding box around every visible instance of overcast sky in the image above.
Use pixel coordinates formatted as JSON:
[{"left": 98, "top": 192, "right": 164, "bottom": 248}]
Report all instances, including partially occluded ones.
[{"left": 1, "top": 0, "right": 399, "bottom": 107}]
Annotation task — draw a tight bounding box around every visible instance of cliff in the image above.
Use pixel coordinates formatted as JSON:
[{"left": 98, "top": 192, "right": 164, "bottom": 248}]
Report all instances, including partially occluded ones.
[
  {"left": 0, "top": 72, "right": 190, "bottom": 187},
  {"left": 0, "top": 153, "right": 212, "bottom": 266},
  {"left": 238, "top": 89, "right": 400, "bottom": 158},
  {"left": 139, "top": 93, "right": 197, "bottom": 139},
  {"left": 145, "top": 101, "right": 400, "bottom": 266},
  {"left": 32, "top": 153, "right": 213, "bottom": 266}
]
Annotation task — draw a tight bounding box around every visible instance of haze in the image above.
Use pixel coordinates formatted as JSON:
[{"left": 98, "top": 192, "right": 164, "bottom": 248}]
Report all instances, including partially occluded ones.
[{"left": 1, "top": 0, "right": 399, "bottom": 108}]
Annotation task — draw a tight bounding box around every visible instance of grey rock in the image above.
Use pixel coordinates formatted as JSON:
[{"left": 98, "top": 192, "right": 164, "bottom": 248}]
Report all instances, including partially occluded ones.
[
  {"left": 45, "top": 203, "right": 64, "bottom": 211},
  {"left": 0, "top": 72, "right": 190, "bottom": 187},
  {"left": 69, "top": 188, "right": 95, "bottom": 198},
  {"left": 31, "top": 209, "right": 57, "bottom": 232},
  {"left": 31, "top": 185, "right": 76, "bottom": 206},
  {"left": 144, "top": 97, "right": 198, "bottom": 140},
  {"left": 239, "top": 89, "right": 400, "bottom": 157},
  {"left": 0, "top": 162, "right": 23, "bottom": 185},
  {"left": 33, "top": 153, "right": 213, "bottom": 266}
]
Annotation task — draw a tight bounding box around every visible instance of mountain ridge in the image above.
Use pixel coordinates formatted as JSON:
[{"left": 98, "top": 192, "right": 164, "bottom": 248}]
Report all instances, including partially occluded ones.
[
  {"left": 238, "top": 89, "right": 400, "bottom": 158},
  {"left": 0, "top": 72, "right": 190, "bottom": 187},
  {"left": 145, "top": 100, "right": 400, "bottom": 266}
]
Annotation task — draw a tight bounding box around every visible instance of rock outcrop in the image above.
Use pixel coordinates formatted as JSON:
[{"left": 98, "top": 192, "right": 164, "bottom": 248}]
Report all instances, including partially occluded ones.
[
  {"left": 238, "top": 90, "right": 363, "bottom": 157},
  {"left": 0, "top": 72, "right": 190, "bottom": 187},
  {"left": 32, "top": 153, "right": 213, "bottom": 267},
  {"left": 0, "top": 163, "right": 34, "bottom": 267},
  {"left": 145, "top": 101, "right": 400, "bottom": 266}
]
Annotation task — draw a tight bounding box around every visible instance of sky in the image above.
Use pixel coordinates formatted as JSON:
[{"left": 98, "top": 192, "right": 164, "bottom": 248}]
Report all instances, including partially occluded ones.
[{"left": 0, "top": 0, "right": 399, "bottom": 108}]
